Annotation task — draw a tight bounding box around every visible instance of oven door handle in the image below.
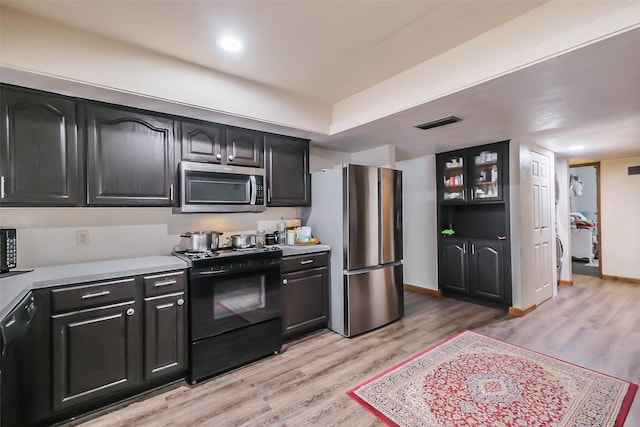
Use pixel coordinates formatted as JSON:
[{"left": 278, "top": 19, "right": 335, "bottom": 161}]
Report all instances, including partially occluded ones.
[{"left": 192, "top": 269, "right": 229, "bottom": 278}]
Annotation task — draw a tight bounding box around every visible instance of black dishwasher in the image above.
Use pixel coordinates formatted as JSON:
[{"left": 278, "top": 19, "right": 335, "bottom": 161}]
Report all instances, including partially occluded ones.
[{"left": 1, "top": 292, "right": 38, "bottom": 427}]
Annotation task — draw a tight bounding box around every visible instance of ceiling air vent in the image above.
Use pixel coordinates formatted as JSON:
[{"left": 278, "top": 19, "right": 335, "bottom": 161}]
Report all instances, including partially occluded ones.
[
  {"left": 415, "top": 115, "right": 462, "bottom": 130},
  {"left": 628, "top": 165, "right": 640, "bottom": 175}
]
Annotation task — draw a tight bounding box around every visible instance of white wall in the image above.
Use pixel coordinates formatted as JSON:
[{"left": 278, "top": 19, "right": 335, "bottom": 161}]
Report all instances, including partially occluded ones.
[
  {"left": 331, "top": 2, "right": 640, "bottom": 133},
  {"left": 309, "top": 147, "right": 350, "bottom": 173},
  {"left": 396, "top": 156, "right": 438, "bottom": 290},
  {"left": 350, "top": 145, "right": 396, "bottom": 168},
  {"left": 0, "top": 7, "right": 330, "bottom": 136},
  {"left": 0, "top": 207, "right": 297, "bottom": 268},
  {"left": 555, "top": 159, "right": 572, "bottom": 283},
  {"left": 600, "top": 156, "right": 640, "bottom": 280}
]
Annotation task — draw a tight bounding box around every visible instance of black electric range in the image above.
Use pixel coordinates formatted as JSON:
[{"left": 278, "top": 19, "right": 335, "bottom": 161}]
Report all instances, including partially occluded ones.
[{"left": 173, "top": 246, "right": 283, "bottom": 384}]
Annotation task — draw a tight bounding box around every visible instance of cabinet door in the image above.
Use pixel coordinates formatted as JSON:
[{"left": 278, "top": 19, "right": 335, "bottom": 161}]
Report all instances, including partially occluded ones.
[
  {"left": 181, "top": 120, "right": 224, "bottom": 163},
  {"left": 0, "top": 86, "right": 80, "bottom": 206},
  {"left": 439, "top": 239, "right": 467, "bottom": 293},
  {"left": 51, "top": 301, "right": 141, "bottom": 411},
  {"left": 86, "top": 104, "right": 176, "bottom": 206},
  {"left": 224, "top": 127, "right": 263, "bottom": 167},
  {"left": 282, "top": 267, "right": 328, "bottom": 340},
  {"left": 467, "top": 143, "right": 504, "bottom": 202},
  {"left": 144, "top": 292, "right": 186, "bottom": 381},
  {"left": 436, "top": 150, "right": 466, "bottom": 203},
  {"left": 469, "top": 240, "right": 505, "bottom": 301},
  {"left": 265, "top": 135, "right": 310, "bottom": 206}
]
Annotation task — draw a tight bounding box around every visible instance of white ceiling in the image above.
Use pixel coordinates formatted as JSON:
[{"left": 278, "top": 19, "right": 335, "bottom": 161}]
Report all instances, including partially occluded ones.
[{"left": 3, "top": 0, "right": 640, "bottom": 162}]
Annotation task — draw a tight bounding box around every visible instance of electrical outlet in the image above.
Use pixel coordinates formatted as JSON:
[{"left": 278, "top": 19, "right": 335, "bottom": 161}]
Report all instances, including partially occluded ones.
[{"left": 77, "top": 230, "right": 90, "bottom": 246}]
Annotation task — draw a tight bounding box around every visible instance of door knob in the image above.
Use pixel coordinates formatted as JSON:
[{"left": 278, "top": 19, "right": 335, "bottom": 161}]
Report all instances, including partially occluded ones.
[
  {"left": 282, "top": 278, "right": 288, "bottom": 285},
  {"left": 126, "top": 308, "right": 135, "bottom": 316},
  {"left": 228, "top": 154, "right": 235, "bottom": 161}
]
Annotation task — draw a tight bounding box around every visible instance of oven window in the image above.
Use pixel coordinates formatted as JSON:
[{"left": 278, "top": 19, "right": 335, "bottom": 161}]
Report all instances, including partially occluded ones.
[
  {"left": 214, "top": 276, "right": 265, "bottom": 320},
  {"left": 186, "top": 171, "right": 250, "bottom": 204},
  {"left": 190, "top": 266, "right": 281, "bottom": 341}
]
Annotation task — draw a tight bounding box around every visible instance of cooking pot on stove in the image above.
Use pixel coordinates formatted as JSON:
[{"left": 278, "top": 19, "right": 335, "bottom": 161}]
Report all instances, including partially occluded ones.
[
  {"left": 181, "top": 231, "right": 223, "bottom": 251},
  {"left": 228, "top": 234, "right": 255, "bottom": 249}
]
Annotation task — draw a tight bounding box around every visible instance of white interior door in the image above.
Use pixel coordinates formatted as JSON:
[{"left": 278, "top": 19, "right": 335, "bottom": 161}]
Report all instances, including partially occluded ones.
[{"left": 531, "top": 150, "right": 553, "bottom": 304}]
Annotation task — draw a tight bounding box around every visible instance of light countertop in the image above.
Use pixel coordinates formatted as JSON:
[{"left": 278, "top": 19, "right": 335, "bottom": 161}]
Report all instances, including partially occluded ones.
[
  {"left": 0, "top": 246, "right": 331, "bottom": 319},
  {"left": 0, "top": 256, "right": 188, "bottom": 319}
]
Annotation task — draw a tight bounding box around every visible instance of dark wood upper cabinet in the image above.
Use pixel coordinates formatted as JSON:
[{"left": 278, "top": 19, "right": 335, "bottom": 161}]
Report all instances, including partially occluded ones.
[
  {"left": 224, "top": 127, "right": 263, "bottom": 167},
  {"left": 0, "top": 86, "right": 80, "bottom": 206},
  {"left": 85, "top": 104, "right": 176, "bottom": 206},
  {"left": 436, "top": 141, "right": 507, "bottom": 204},
  {"left": 265, "top": 135, "right": 310, "bottom": 207},
  {"left": 181, "top": 119, "right": 224, "bottom": 163}
]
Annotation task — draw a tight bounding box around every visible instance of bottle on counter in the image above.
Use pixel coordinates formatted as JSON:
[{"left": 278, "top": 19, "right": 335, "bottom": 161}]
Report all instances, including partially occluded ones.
[{"left": 278, "top": 217, "right": 286, "bottom": 244}]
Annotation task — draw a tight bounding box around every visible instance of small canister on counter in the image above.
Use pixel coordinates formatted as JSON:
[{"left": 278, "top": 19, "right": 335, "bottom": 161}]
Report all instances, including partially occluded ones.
[
  {"left": 265, "top": 233, "right": 276, "bottom": 245},
  {"left": 286, "top": 229, "right": 296, "bottom": 245},
  {"left": 256, "top": 229, "right": 265, "bottom": 247}
]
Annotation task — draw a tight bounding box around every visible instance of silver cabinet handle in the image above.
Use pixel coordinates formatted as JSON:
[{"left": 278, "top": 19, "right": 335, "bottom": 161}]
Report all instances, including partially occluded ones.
[
  {"left": 82, "top": 290, "right": 110, "bottom": 299},
  {"left": 228, "top": 154, "right": 235, "bottom": 161},
  {"left": 177, "top": 298, "right": 184, "bottom": 306},
  {"left": 169, "top": 184, "right": 174, "bottom": 201},
  {"left": 216, "top": 153, "right": 222, "bottom": 160},
  {"left": 282, "top": 278, "right": 288, "bottom": 285},
  {"left": 268, "top": 188, "right": 271, "bottom": 203},
  {"left": 126, "top": 308, "right": 135, "bottom": 316},
  {"left": 300, "top": 260, "right": 314, "bottom": 265},
  {"left": 1, "top": 176, "right": 6, "bottom": 198},
  {"left": 471, "top": 244, "right": 475, "bottom": 255},
  {"left": 462, "top": 243, "right": 466, "bottom": 254},
  {"left": 154, "top": 279, "right": 177, "bottom": 287}
]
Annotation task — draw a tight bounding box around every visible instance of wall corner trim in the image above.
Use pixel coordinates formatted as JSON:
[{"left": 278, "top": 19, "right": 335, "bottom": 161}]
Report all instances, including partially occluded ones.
[
  {"left": 403, "top": 283, "right": 442, "bottom": 297},
  {"left": 508, "top": 304, "right": 536, "bottom": 317}
]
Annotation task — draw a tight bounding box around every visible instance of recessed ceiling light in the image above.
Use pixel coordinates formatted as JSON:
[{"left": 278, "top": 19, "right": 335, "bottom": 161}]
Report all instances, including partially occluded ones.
[{"left": 217, "top": 36, "right": 243, "bottom": 52}]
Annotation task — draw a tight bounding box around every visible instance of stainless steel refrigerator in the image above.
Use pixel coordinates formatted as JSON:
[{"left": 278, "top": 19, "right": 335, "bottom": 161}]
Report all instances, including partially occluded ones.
[{"left": 303, "top": 164, "right": 403, "bottom": 337}]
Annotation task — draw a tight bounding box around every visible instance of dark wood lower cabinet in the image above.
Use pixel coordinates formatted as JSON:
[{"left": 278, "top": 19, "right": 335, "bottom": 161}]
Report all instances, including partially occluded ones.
[
  {"left": 51, "top": 301, "right": 142, "bottom": 412},
  {"left": 469, "top": 240, "right": 505, "bottom": 301},
  {"left": 281, "top": 252, "right": 329, "bottom": 340},
  {"left": 439, "top": 238, "right": 508, "bottom": 305},
  {"left": 439, "top": 239, "right": 467, "bottom": 293},
  {"left": 144, "top": 292, "right": 186, "bottom": 381},
  {"left": 39, "top": 269, "right": 187, "bottom": 425}
]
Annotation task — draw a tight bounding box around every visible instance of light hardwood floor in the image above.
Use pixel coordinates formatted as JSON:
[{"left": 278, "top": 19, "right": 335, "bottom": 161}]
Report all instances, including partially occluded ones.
[{"left": 67, "top": 274, "right": 640, "bottom": 426}]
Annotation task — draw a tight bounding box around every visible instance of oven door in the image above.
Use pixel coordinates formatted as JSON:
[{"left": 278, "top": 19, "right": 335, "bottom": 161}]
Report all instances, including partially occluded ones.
[{"left": 190, "top": 265, "right": 281, "bottom": 341}]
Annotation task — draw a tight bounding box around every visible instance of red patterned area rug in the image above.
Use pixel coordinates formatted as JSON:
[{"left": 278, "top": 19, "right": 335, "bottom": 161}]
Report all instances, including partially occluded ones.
[{"left": 348, "top": 330, "right": 637, "bottom": 427}]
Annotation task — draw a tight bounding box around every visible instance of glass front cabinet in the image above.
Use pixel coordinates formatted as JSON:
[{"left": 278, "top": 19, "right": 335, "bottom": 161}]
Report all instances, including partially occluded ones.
[{"left": 437, "top": 141, "right": 506, "bottom": 203}]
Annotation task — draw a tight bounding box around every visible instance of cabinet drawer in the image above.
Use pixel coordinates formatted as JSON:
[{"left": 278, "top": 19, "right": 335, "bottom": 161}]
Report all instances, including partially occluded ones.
[
  {"left": 52, "top": 278, "right": 136, "bottom": 313},
  {"left": 282, "top": 252, "right": 328, "bottom": 273},
  {"left": 143, "top": 270, "right": 186, "bottom": 297}
]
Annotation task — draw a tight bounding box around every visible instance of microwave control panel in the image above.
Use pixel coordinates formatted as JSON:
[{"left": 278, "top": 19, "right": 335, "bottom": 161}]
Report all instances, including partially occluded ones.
[
  {"left": 256, "top": 176, "right": 264, "bottom": 205},
  {"left": 1, "top": 228, "right": 17, "bottom": 272}
]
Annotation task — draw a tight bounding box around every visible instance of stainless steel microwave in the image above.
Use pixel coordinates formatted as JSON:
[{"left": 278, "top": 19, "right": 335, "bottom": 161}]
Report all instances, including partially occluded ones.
[{"left": 173, "top": 161, "right": 266, "bottom": 213}]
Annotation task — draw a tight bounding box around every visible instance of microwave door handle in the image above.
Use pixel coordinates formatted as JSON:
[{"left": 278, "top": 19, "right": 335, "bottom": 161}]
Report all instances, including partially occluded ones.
[{"left": 249, "top": 175, "right": 257, "bottom": 205}]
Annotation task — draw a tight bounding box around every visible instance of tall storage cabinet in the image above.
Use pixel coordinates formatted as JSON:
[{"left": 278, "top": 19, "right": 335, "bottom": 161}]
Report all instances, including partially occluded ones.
[{"left": 436, "top": 141, "right": 511, "bottom": 306}]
